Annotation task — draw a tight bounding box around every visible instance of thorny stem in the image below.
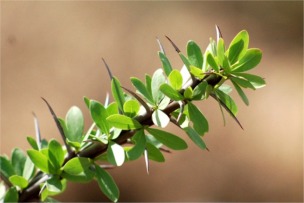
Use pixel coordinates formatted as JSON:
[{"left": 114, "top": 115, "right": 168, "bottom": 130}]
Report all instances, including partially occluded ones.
[{"left": 18, "top": 74, "right": 226, "bottom": 202}]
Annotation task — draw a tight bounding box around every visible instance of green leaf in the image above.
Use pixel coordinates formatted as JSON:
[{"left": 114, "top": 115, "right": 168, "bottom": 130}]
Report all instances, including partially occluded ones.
[
  {"left": 152, "top": 110, "right": 170, "bottom": 128},
  {"left": 123, "top": 99, "right": 140, "bottom": 118},
  {"left": 228, "top": 30, "right": 249, "bottom": 64},
  {"left": 0, "top": 156, "right": 16, "bottom": 179},
  {"left": 22, "top": 157, "right": 35, "bottom": 180},
  {"left": 231, "top": 76, "right": 255, "bottom": 90},
  {"left": 107, "top": 141, "right": 125, "bottom": 166},
  {"left": 46, "top": 176, "right": 64, "bottom": 195},
  {"left": 90, "top": 100, "right": 110, "bottom": 135},
  {"left": 187, "top": 40, "right": 203, "bottom": 69},
  {"left": 62, "top": 157, "right": 95, "bottom": 182},
  {"left": 183, "top": 87, "right": 193, "bottom": 100},
  {"left": 126, "top": 130, "right": 146, "bottom": 161},
  {"left": 158, "top": 51, "right": 172, "bottom": 76},
  {"left": 48, "top": 139, "right": 65, "bottom": 172},
  {"left": 232, "top": 73, "right": 266, "bottom": 89},
  {"left": 146, "top": 128, "right": 187, "bottom": 150},
  {"left": 106, "top": 114, "right": 142, "bottom": 130},
  {"left": 231, "top": 48, "right": 262, "bottom": 72},
  {"left": 159, "top": 83, "right": 183, "bottom": 101},
  {"left": 214, "top": 89, "right": 238, "bottom": 115},
  {"left": 9, "top": 175, "right": 28, "bottom": 189},
  {"left": 231, "top": 80, "right": 249, "bottom": 106},
  {"left": 11, "top": 148, "right": 26, "bottom": 176},
  {"left": 187, "top": 102, "right": 209, "bottom": 135},
  {"left": 111, "top": 77, "right": 125, "bottom": 113},
  {"left": 26, "top": 136, "right": 39, "bottom": 150},
  {"left": 27, "top": 149, "right": 54, "bottom": 174},
  {"left": 168, "top": 70, "right": 183, "bottom": 90},
  {"left": 4, "top": 187, "right": 18, "bottom": 203},
  {"left": 189, "top": 65, "right": 205, "bottom": 79},
  {"left": 107, "top": 102, "right": 119, "bottom": 116},
  {"left": 65, "top": 106, "right": 84, "bottom": 143},
  {"left": 95, "top": 164, "right": 120, "bottom": 202},
  {"left": 151, "top": 69, "right": 166, "bottom": 104},
  {"left": 179, "top": 53, "right": 191, "bottom": 70},
  {"left": 83, "top": 96, "right": 90, "bottom": 109},
  {"left": 192, "top": 81, "right": 208, "bottom": 100},
  {"left": 145, "top": 143, "right": 165, "bottom": 162},
  {"left": 217, "top": 38, "right": 225, "bottom": 66},
  {"left": 130, "top": 77, "right": 154, "bottom": 104},
  {"left": 207, "top": 53, "right": 219, "bottom": 72},
  {"left": 183, "top": 127, "right": 207, "bottom": 150}
]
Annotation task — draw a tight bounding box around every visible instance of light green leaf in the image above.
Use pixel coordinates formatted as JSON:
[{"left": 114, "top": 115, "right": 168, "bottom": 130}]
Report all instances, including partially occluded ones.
[
  {"left": 26, "top": 136, "right": 39, "bottom": 150},
  {"left": 126, "top": 130, "right": 146, "bottom": 161},
  {"left": 106, "top": 102, "right": 119, "bottom": 116},
  {"left": 168, "top": 69, "right": 183, "bottom": 90},
  {"left": 231, "top": 80, "right": 249, "bottom": 106},
  {"left": 159, "top": 51, "right": 172, "bottom": 76},
  {"left": 217, "top": 38, "right": 225, "bottom": 66},
  {"left": 27, "top": 149, "right": 54, "bottom": 174},
  {"left": 184, "top": 86, "right": 193, "bottom": 100},
  {"left": 231, "top": 48, "right": 262, "bottom": 72},
  {"left": 22, "top": 157, "right": 35, "bottom": 180},
  {"left": 189, "top": 65, "right": 205, "bottom": 79},
  {"left": 146, "top": 128, "right": 187, "bottom": 150},
  {"left": 158, "top": 96, "right": 171, "bottom": 110},
  {"left": 9, "top": 175, "right": 28, "bottom": 189},
  {"left": 151, "top": 69, "right": 166, "bottom": 104},
  {"left": 48, "top": 139, "right": 65, "bottom": 172},
  {"left": 183, "top": 127, "right": 207, "bottom": 150},
  {"left": 152, "top": 110, "right": 170, "bottom": 128},
  {"left": 159, "top": 83, "right": 183, "bottom": 101},
  {"left": 95, "top": 164, "right": 120, "bottom": 202},
  {"left": 130, "top": 77, "right": 154, "bottom": 104},
  {"left": 11, "top": 148, "right": 26, "bottom": 176},
  {"left": 145, "top": 143, "right": 165, "bottom": 162},
  {"left": 107, "top": 114, "right": 142, "bottom": 130},
  {"left": 207, "top": 53, "right": 219, "bottom": 72},
  {"left": 107, "top": 141, "right": 125, "bottom": 166},
  {"left": 228, "top": 30, "right": 249, "bottom": 64},
  {"left": 187, "top": 102, "right": 209, "bottom": 135},
  {"left": 4, "top": 187, "right": 18, "bottom": 203},
  {"left": 187, "top": 40, "right": 203, "bottom": 69},
  {"left": 233, "top": 73, "right": 266, "bottom": 89},
  {"left": 90, "top": 100, "right": 110, "bottom": 134},
  {"left": 111, "top": 77, "right": 125, "bottom": 113},
  {"left": 62, "top": 157, "right": 95, "bottom": 182},
  {"left": 65, "top": 106, "right": 84, "bottom": 143},
  {"left": 123, "top": 99, "right": 140, "bottom": 118}
]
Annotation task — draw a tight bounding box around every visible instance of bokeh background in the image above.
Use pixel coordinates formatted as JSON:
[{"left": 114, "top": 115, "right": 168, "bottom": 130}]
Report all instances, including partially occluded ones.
[{"left": 1, "top": 1, "right": 303, "bottom": 202}]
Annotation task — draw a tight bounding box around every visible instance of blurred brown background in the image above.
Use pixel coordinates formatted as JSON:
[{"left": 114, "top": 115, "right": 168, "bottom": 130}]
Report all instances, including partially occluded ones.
[{"left": 1, "top": 1, "right": 303, "bottom": 202}]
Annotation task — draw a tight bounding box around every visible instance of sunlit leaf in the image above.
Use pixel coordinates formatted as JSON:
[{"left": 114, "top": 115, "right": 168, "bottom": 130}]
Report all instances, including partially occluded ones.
[
  {"left": 207, "top": 53, "right": 219, "bottom": 72},
  {"left": 26, "top": 136, "right": 39, "bottom": 150},
  {"left": 65, "top": 106, "right": 84, "bottom": 143},
  {"left": 27, "top": 149, "right": 54, "bottom": 174},
  {"left": 230, "top": 77, "right": 255, "bottom": 90},
  {"left": 183, "top": 87, "right": 193, "bottom": 100},
  {"left": 168, "top": 70, "right": 183, "bottom": 90},
  {"left": 22, "top": 157, "right": 35, "bottom": 181},
  {"left": 107, "top": 141, "right": 125, "bottom": 166},
  {"left": 90, "top": 100, "right": 110, "bottom": 135},
  {"left": 152, "top": 110, "right": 170, "bottom": 128},
  {"left": 189, "top": 65, "right": 205, "bottom": 79},
  {"left": 146, "top": 128, "right": 187, "bottom": 150},
  {"left": 48, "top": 139, "right": 65, "bottom": 173},
  {"left": 233, "top": 72, "right": 266, "bottom": 89},
  {"left": 217, "top": 38, "right": 225, "bottom": 66},
  {"left": 151, "top": 69, "right": 166, "bottom": 104},
  {"left": 231, "top": 48, "right": 262, "bottom": 72},
  {"left": 9, "top": 175, "right": 28, "bottom": 189},
  {"left": 123, "top": 99, "right": 140, "bottom": 118},
  {"left": 95, "top": 164, "right": 120, "bottom": 202},
  {"left": 187, "top": 40, "right": 203, "bottom": 69},
  {"left": 62, "top": 157, "right": 95, "bottom": 182},
  {"left": 228, "top": 30, "right": 249, "bottom": 64},
  {"left": 159, "top": 83, "right": 183, "bottom": 101}
]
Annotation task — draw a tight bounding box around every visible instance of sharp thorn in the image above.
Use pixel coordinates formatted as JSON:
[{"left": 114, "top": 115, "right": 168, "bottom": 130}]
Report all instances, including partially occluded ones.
[{"left": 165, "top": 35, "right": 181, "bottom": 53}]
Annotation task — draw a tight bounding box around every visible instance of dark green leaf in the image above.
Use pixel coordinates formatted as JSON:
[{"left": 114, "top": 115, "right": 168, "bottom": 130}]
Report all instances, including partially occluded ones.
[
  {"left": 11, "top": 148, "right": 26, "bottom": 176},
  {"left": 48, "top": 139, "right": 65, "bottom": 172},
  {"left": 4, "top": 187, "right": 18, "bottom": 203},
  {"left": 231, "top": 80, "right": 249, "bottom": 106},
  {"left": 207, "top": 53, "right": 219, "bottom": 72},
  {"left": 214, "top": 89, "right": 238, "bottom": 115},
  {"left": 46, "top": 176, "right": 64, "bottom": 195},
  {"left": 232, "top": 73, "right": 266, "bottom": 89},
  {"left": 107, "top": 141, "right": 125, "bottom": 166},
  {"left": 62, "top": 157, "right": 95, "bottom": 182},
  {"left": 9, "top": 175, "right": 28, "bottom": 189},
  {"left": 95, "top": 164, "right": 120, "bottom": 202},
  {"left": 159, "top": 83, "right": 183, "bottom": 101},
  {"left": 90, "top": 100, "right": 110, "bottom": 135},
  {"left": 83, "top": 96, "right": 90, "bottom": 109},
  {"left": 0, "top": 156, "right": 15, "bottom": 179},
  {"left": 228, "top": 30, "right": 249, "bottom": 64},
  {"left": 187, "top": 102, "right": 209, "bottom": 135},
  {"left": 231, "top": 48, "right": 262, "bottom": 72},
  {"left": 111, "top": 77, "right": 125, "bottom": 113},
  {"left": 26, "top": 136, "right": 39, "bottom": 150},
  {"left": 179, "top": 53, "right": 191, "bottom": 70},
  {"left": 159, "top": 51, "right": 172, "bottom": 76},
  {"left": 192, "top": 81, "right": 208, "bottom": 100},
  {"left": 65, "top": 106, "right": 84, "bottom": 143},
  {"left": 146, "top": 128, "right": 187, "bottom": 150},
  {"left": 130, "top": 77, "right": 154, "bottom": 104},
  {"left": 106, "top": 114, "right": 142, "bottom": 130},
  {"left": 126, "top": 130, "right": 146, "bottom": 161},
  {"left": 187, "top": 40, "right": 203, "bottom": 69},
  {"left": 230, "top": 77, "right": 255, "bottom": 90},
  {"left": 145, "top": 143, "right": 165, "bottom": 162},
  {"left": 183, "top": 127, "right": 207, "bottom": 150}
]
